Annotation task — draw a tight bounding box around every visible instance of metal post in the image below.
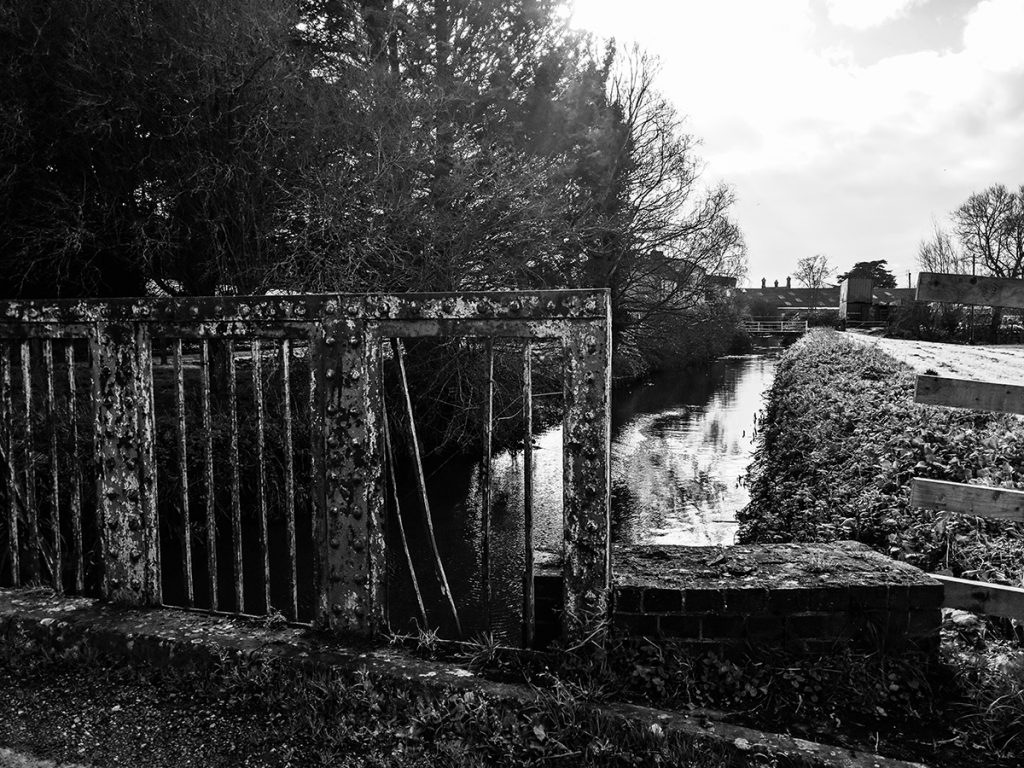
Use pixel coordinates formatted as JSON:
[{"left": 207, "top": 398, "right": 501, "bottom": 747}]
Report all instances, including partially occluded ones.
[
  {"left": 312, "top": 313, "right": 386, "bottom": 634},
  {"left": 92, "top": 322, "right": 160, "bottom": 605},
  {"left": 561, "top": 304, "right": 612, "bottom": 645}
]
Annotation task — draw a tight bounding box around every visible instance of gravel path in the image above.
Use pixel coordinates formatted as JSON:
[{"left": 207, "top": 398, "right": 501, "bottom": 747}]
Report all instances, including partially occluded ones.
[
  {"left": 842, "top": 332, "right": 1024, "bottom": 385},
  {"left": 0, "top": 749, "right": 90, "bottom": 768}
]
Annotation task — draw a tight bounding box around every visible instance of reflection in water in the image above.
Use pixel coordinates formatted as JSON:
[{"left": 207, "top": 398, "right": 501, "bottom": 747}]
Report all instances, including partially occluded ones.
[
  {"left": 524, "top": 354, "right": 777, "bottom": 548},
  {"left": 387, "top": 354, "right": 776, "bottom": 639}
]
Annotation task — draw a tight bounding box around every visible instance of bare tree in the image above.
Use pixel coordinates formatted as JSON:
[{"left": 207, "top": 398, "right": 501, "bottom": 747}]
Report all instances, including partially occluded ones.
[
  {"left": 917, "top": 221, "right": 972, "bottom": 336},
  {"left": 793, "top": 253, "right": 832, "bottom": 310},
  {"left": 918, "top": 220, "right": 971, "bottom": 274},
  {"left": 952, "top": 184, "right": 1024, "bottom": 339}
]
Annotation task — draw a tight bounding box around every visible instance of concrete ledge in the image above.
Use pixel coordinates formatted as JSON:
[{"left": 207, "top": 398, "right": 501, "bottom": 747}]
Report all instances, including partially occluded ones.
[
  {"left": 536, "top": 542, "right": 942, "bottom": 653},
  {"left": 0, "top": 587, "right": 926, "bottom": 768}
]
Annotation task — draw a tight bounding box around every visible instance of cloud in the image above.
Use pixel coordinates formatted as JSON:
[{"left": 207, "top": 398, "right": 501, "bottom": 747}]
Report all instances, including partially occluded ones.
[
  {"left": 569, "top": 0, "right": 1024, "bottom": 282},
  {"left": 964, "top": 0, "right": 1024, "bottom": 71},
  {"left": 825, "top": 0, "right": 927, "bottom": 30}
]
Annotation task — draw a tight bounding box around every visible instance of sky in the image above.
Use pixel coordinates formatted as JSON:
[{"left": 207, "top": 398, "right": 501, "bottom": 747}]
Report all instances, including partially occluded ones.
[{"left": 569, "top": 0, "right": 1024, "bottom": 288}]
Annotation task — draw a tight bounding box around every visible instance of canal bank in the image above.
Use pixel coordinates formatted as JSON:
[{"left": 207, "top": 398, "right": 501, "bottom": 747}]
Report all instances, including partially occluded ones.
[{"left": 738, "top": 329, "right": 1024, "bottom": 763}]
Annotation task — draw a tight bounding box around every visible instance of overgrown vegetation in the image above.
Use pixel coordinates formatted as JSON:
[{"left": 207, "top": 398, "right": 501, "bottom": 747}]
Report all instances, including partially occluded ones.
[
  {"left": 738, "top": 329, "right": 1024, "bottom": 762},
  {"left": 0, "top": 0, "right": 746, "bottom": 378},
  {"left": 0, "top": 629, "right": 747, "bottom": 768}
]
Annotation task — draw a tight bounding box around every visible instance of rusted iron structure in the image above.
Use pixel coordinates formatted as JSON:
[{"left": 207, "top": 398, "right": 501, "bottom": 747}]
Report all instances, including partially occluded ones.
[{"left": 0, "top": 290, "right": 612, "bottom": 644}]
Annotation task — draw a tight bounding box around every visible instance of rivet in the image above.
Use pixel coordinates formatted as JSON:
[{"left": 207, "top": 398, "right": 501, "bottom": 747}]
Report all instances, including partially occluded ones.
[
  {"left": 330, "top": 538, "right": 340, "bottom": 548},
  {"left": 324, "top": 301, "right": 338, "bottom": 315},
  {"left": 129, "top": 549, "right": 141, "bottom": 562},
  {"left": 325, "top": 368, "right": 336, "bottom": 380},
  {"left": 130, "top": 578, "right": 141, "bottom": 591},
  {"left": 325, "top": 335, "right": 336, "bottom": 346}
]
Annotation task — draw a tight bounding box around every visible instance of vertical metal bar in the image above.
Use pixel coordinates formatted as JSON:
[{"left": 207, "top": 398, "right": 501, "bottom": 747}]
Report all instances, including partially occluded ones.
[
  {"left": 280, "top": 339, "right": 298, "bottom": 621},
  {"left": 252, "top": 338, "right": 270, "bottom": 614},
  {"left": 480, "top": 338, "right": 494, "bottom": 630},
  {"left": 308, "top": 333, "right": 322, "bottom": 624},
  {"left": 227, "top": 339, "right": 243, "bottom": 613},
  {"left": 383, "top": 402, "right": 427, "bottom": 627},
  {"left": 1, "top": 344, "right": 18, "bottom": 586},
  {"left": 138, "top": 326, "right": 160, "bottom": 605},
  {"left": 20, "top": 341, "right": 38, "bottom": 583},
  {"left": 92, "top": 322, "right": 160, "bottom": 604},
  {"left": 65, "top": 342, "right": 83, "bottom": 593},
  {"left": 199, "top": 340, "right": 217, "bottom": 611},
  {"left": 522, "top": 340, "right": 535, "bottom": 647},
  {"left": 43, "top": 340, "right": 61, "bottom": 591},
  {"left": 173, "top": 340, "right": 194, "bottom": 606},
  {"left": 391, "top": 338, "right": 462, "bottom": 636},
  {"left": 561, "top": 307, "right": 612, "bottom": 645}
]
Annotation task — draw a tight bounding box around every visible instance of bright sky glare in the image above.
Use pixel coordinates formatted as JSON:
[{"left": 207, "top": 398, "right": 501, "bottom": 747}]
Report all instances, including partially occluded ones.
[{"left": 570, "top": 0, "right": 1024, "bottom": 287}]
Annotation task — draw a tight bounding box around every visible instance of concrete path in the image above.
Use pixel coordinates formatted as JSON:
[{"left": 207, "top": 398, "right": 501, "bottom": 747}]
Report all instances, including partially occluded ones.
[{"left": 843, "top": 332, "right": 1024, "bottom": 385}]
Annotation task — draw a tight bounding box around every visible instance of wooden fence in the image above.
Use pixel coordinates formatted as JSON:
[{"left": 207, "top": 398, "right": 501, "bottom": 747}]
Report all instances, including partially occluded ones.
[{"left": 912, "top": 272, "right": 1024, "bottom": 619}]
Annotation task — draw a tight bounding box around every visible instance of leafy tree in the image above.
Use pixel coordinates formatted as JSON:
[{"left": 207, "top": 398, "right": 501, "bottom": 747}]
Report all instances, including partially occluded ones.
[
  {"left": 835, "top": 260, "right": 896, "bottom": 288},
  {"left": 0, "top": 0, "right": 342, "bottom": 297},
  {"left": 0, "top": 0, "right": 747, "bottom": 377}
]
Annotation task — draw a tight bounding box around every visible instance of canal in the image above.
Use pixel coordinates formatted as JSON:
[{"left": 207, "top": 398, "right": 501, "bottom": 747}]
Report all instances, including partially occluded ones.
[{"left": 388, "top": 353, "right": 778, "bottom": 638}]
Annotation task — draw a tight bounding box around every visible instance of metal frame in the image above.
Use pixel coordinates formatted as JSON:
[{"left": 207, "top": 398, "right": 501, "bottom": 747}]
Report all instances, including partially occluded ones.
[{"left": 0, "top": 290, "right": 611, "bottom": 643}]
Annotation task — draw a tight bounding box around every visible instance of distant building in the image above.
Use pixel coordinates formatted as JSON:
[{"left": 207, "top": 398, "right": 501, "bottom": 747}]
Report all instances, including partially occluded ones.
[{"left": 736, "top": 278, "right": 914, "bottom": 319}]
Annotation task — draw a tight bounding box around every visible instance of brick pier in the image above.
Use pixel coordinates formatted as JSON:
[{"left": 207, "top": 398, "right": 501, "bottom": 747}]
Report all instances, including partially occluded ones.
[{"left": 535, "top": 541, "right": 942, "bottom": 653}]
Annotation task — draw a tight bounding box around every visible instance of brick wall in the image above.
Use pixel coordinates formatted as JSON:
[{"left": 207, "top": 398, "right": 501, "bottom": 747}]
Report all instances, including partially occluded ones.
[{"left": 535, "top": 542, "right": 943, "bottom": 654}]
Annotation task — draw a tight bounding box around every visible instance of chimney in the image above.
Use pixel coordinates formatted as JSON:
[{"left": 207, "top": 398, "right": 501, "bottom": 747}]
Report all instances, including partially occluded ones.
[
  {"left": 761, "top": 277, "right": 766, "bottom": 289},
  {"left": 786, "top": 276, "right": 791, "bottom": 289}
]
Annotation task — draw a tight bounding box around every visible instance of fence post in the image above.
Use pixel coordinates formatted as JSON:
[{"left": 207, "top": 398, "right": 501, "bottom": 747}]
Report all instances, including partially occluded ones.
[
  {"left": 562, "top": 300, "right": 612, "bottom": 644},
  {"left": 311, "top": 312, "right": 386, "bottom": 635},
  {"left": 92, "top": 322, "right": 160, "bottom": 605}
]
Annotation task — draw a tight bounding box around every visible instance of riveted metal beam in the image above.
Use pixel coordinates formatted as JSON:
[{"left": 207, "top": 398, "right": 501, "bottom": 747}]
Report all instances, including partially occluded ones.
[
  {"left": 0, "top": 290, "right": 607, "bottom": 326},
  {"left": 561, "top": 315, "right": 612, "bottom": 644},
  {"left": 91, "top": 322, "right": 160, "bottom": 605},
  {"left": 311, "top": 320, "right": 385, "bottom": 635}
]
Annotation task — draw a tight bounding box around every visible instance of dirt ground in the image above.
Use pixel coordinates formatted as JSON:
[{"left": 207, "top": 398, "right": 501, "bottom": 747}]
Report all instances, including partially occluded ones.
[{"left": 842, "top": 332, "right": 1024, "bottom": 385}]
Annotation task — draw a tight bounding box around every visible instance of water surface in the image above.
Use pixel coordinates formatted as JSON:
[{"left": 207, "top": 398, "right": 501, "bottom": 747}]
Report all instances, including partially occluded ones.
[{"left": 386, "top": 354, "right": 777, "bottom": 638}]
